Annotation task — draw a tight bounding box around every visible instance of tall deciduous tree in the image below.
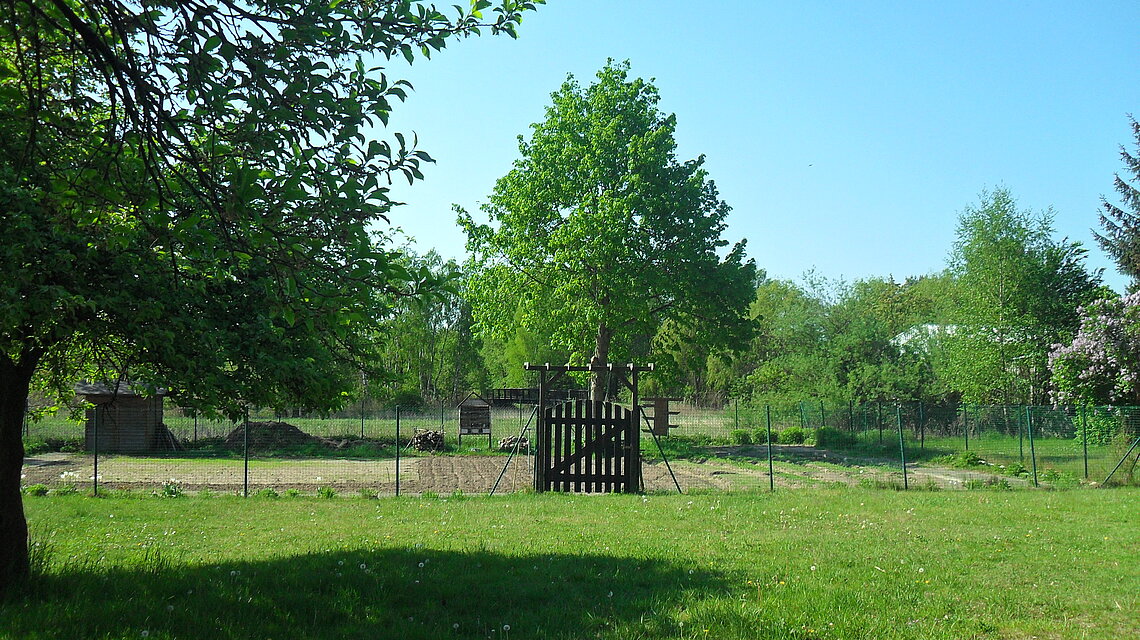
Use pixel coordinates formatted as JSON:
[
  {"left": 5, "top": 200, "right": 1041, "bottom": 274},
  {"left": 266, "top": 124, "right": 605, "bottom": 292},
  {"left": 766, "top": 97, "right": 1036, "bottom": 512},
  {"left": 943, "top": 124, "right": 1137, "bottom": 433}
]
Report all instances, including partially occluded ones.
[
  {"left": 459, "top": 61, "right": 756, "bottom": 399},
  {"left": 942, "top": 188, "right": 1102, "bottom": 404},
  {"left": 0, "top": 0, "right": 538, "bottom": 591},
  {"left": 1095, "top": 116, "right": 1140, "bottom": 289}
]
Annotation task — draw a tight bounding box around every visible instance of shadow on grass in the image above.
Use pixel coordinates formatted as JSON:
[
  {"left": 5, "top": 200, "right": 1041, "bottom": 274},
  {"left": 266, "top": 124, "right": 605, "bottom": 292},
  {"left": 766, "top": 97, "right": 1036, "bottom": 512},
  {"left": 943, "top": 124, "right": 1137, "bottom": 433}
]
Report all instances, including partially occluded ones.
[{"left": 3, "top": 547, "right": 725, "bottom": 639}]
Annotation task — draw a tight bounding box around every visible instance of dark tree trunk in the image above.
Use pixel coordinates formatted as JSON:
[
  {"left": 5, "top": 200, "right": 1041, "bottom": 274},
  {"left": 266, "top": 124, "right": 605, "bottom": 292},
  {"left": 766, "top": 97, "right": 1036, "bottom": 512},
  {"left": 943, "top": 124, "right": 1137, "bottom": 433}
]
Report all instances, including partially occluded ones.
[
  {"left": 0, "top": 352, "right": 36, "bottom": 595},
  {"left": 589, "top": 323, "right": 612, "bottom": 402}
]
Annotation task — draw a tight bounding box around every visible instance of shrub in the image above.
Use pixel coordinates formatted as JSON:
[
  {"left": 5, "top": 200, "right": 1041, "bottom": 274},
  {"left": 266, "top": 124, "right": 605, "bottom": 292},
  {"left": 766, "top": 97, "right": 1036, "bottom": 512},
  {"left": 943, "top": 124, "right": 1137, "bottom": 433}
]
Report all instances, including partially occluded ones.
[
  {"left": 966, "top": 477, "right": 1012, "bottom": 491},
  {"left": 156, "top": 480, "right": 184, "bottom": 498},
  {"left": 729, "top": 429, "right": 753, "bottom": 445},
  {"left": 933, "top": 450, "right": 985, "bottom": 468},
  {"left": 23, "top": 484, "right": 49, "bottom": 497},
  {"left": 813, "top": 427, "right": 856, "bottom": 449},
  {"left": 284, "top": 488, "right": 301, "bottom": 498},
  {"left": 778, "top": 427, "right": 806, "bottom": 445},
  {"left": 256, "top": 488, "right": 280, "bottom": 499},
  {"left": 317, "top": 486, "right": 337, "bottom": 499},
  {"left": 1000, "top": 462, "right": 1028, "bottom": 477}
]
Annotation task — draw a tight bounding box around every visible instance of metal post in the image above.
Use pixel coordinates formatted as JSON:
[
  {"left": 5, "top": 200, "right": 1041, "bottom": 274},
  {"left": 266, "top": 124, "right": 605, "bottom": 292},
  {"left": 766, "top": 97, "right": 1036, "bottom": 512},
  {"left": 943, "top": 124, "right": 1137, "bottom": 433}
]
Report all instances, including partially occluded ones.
[
  {"left": 243, "top": 408, "right": 249, "bottom": 497},
  {"left": 92, "top": 406, "right": 99, "bottom": 496},
  {"left": 963, "top": 405, "right": 969, "bottom": 451},
  {"left": 766, "top": 405, "right": 774, "bottom": 492},
  {"left": 1080, "top": 406, "right": 1089, "bottom": 480},
  {"left": 1025, "top": 406, "right": 1038, "bottom": 487},
  {"left": 395, "top": 406, "right": 401, "bottom": 497},
  {"left": 734, "top": 398, "right": 739, "bottom": 430},
  {"left": 193, "top": 414, "right": 198, "bottom": 442},
  {"left": 848, "top": 400, "right": 854, "bottom": 432},
  {"left": 361, "top": 395, "right": 366, "bottom": 439},
  {"left": 799, "top": 401, "right": 806, "bottom": 429},
  {"left": 896, "top": 405, "right": 908, "bottom": 490},
  {"left": 919, "top": 402, "right": 925, "bottom": 450},
  {"left": 877, "top": 402, "right": 883, "bottom": 444},
  {"left": 1018, "top": 407, "right": 1024, "bottom": 462},
  {"left": 819, "top": 399, "right": 826, "bottom": 428}
]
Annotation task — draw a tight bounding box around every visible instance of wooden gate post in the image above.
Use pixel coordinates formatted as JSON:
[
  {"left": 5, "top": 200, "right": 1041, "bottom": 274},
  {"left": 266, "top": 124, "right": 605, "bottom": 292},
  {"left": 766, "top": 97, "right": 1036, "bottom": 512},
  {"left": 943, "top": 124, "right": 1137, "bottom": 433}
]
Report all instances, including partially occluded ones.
[
  {"left": 628, "top": 367, "right": 641, "bottom": 493},
  {"left": 535, "top": 368, "right": 547, "bottom": 493}
]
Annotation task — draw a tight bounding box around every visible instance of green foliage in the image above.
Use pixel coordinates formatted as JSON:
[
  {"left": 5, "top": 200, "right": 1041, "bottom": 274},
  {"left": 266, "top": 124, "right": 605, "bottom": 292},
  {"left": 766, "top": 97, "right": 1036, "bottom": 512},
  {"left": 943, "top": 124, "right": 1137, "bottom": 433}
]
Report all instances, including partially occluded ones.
[
  {"left": 284, "top": 489, "right": 301, "bottom": 499},
  {"left": 931, "top": 450, "right": 985, "bottom": 468},
  {"left": 941, "top": 188, "right": 1102, "bottom": 404},
  {"left": 359, "top": 488, "right": 379, "bottom": 500},
  {"left": 52, "top": 485, "right": 79, "bottom": 497},
  {"left": 728, "top": 429, "right": 752, "bottom": 445},
  {"left": 965, "top": 477, "right": 1013, "bottom": 491},
  {"left": 1000, "top": 462, "right": 1029, "bottom": 477},
  {"left": 1094, "top": 117, "right": 1140, "bottom": 288},
  {"left": 813, "top": 427, "right": 856, "bottom": 449},
  {"left": 256, "top": 488, "right": 280, "bottom": 499},
  {"left": 1074, "top": 409, "right": 1125, "bottom": 445},
  {"left": 22, "top": 484, "right": 49, "bottom": 497},
  {"left": 460, "top": 61, "right": 755, "bottom": 396},
  {"left": 777, "top": 427, "right": 806, "bottom": 445},
  {"left": 316, "top": 486, "right": 337, "bottom": 499},
  {"left": 155, "top": 481, "right": 185, "bottom": 499}
]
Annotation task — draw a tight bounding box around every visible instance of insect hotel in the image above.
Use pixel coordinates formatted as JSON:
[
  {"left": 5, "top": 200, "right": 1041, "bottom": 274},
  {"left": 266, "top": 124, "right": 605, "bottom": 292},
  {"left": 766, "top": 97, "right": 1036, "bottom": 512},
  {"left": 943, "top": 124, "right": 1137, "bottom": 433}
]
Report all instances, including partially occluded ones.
[
  {"left": 76, "top": 381, "right": 180, "bottom": 453},
  {"left": 457, "top": 392, "right": 493, "bottom": 446}
]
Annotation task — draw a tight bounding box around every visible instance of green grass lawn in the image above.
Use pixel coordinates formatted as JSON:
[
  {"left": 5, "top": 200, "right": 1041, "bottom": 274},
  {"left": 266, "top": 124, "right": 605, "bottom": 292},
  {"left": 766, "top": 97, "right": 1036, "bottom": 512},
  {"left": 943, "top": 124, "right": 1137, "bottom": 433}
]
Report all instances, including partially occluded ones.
[{"left": 5, "top": 489, "right": 1137, "bottom": 639}]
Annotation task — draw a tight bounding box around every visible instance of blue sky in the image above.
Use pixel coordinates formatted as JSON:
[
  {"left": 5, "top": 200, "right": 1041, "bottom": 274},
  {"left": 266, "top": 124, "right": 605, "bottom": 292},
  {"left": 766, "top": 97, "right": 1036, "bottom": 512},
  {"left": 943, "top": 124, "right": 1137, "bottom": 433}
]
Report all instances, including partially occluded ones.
[{"left": 378, "top": 1, "right": 1139, "bottom": 293}]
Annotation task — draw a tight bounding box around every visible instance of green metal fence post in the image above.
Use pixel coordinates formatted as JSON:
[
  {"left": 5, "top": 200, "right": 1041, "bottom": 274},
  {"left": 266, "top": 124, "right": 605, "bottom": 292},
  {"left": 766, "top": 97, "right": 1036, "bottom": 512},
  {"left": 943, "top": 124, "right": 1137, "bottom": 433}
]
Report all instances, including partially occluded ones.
[
  {"left": 1018, "top": 407, "right": 1024, "bottom": 462},
  {"left": 799, "top": 402, "right": 806, "bottom": 429},
  {"left": 848, "top": 400, "right": 854, "bottom": 432},
  {"left": 766, "top": 405, "right": 774, "bottom": 492},
  {"left": 395, "top": 405, "right": 401, "bottom": 497},
  {"left": 820, "top": 399, "right": 826, "bottom": 428},
  {"left": 735, "top": 398, "right": 739, "bottom": 430},
  {"left": 243, "top": 407, "right": 249, "bottom": 498},
  {"left": 92, "top": 406, "right": 99, "bottom": 497},
  {"left": 360, "top": 395, "right": 366, "bottom": 439},
  {"left": 963, "top": 405, "right": 969, "bottom": 452},
  {"left": 918, "top": 402, "right": 925, "bottom": 450},
  {"left": 1080, "top": 406, "right": 1089, "bottom": 480},
  {"left": 1025, "top": 406, "right": 1038, "bottom": 487},
  {"left": 877, "top": 402, "right": 883, "bottom": 445},
  {"left": 896, "top": 405, "right": 908, "bottom": 490}
]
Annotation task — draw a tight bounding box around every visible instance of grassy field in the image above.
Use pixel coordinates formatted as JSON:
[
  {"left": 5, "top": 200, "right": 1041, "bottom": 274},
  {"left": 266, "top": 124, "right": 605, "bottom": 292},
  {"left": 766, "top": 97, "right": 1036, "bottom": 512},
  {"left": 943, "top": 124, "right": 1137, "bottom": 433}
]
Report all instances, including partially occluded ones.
[{"left": 4, "top": 489, "right": 1137, "bottom": 639}]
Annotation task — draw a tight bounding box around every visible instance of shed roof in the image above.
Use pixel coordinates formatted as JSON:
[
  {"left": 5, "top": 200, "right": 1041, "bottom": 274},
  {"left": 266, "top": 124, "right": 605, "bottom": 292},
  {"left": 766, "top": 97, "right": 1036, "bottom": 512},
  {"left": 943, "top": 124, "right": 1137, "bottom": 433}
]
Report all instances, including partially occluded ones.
[
  {"left": 75, "top": 381, "right": 166, "bottom": 398},
  {"left": 457, "top": 392, "right": 490, "bottom": 408}
]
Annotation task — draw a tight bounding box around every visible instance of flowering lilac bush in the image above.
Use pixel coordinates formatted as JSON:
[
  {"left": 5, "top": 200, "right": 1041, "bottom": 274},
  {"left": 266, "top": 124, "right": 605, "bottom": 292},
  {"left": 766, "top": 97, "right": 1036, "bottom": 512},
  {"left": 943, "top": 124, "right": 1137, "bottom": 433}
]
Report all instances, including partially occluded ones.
[{"left": 1049, "top": 292, "right": 1140, "bottom": 404}]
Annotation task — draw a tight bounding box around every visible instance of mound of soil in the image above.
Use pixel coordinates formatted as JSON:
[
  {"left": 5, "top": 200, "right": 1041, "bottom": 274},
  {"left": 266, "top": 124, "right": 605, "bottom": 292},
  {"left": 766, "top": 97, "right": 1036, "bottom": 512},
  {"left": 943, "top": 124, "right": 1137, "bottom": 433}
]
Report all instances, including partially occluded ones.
[{"left": 224, "top": 421, "right": 327, "bottom": 450}]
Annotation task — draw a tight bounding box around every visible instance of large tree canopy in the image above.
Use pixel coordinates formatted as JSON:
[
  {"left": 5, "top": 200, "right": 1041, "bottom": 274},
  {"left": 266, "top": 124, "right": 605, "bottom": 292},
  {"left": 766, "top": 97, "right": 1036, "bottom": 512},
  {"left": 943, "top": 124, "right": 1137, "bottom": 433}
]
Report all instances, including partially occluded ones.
[
  {"left": 941, "top": 188, "right": 1103, "bottom": 404},
  {"left": 1, "top": 0, "right": 538, "bottom": 591},
  {"left": 459, "top": 61, "right": 756, "bottom": 399}
]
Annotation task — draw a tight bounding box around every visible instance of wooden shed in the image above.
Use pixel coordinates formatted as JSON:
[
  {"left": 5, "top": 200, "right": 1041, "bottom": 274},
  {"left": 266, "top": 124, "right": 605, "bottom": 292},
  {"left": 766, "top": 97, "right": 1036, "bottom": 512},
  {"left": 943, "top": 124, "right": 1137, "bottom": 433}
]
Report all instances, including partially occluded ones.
[
  {"left": 77, "top": 382, "right": 177, "bottom": 453},
  {"left": 457, "top": 392, "right": 492, "bottom": 446}
]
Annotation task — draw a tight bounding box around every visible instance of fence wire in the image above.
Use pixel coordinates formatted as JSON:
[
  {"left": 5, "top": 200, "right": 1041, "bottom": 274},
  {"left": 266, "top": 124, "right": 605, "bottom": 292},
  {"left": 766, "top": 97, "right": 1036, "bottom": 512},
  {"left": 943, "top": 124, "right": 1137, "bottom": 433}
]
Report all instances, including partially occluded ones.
[{"left": 20, "top": 399, "right": 1140, "bottom": 496}]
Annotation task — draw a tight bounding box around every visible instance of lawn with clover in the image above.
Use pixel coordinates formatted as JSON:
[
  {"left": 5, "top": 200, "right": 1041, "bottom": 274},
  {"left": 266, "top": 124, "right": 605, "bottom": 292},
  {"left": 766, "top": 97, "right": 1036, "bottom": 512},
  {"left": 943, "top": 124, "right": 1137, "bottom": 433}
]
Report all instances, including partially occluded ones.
[{"left": 4, "top": 488, "right": 1137, "bottom": 639}]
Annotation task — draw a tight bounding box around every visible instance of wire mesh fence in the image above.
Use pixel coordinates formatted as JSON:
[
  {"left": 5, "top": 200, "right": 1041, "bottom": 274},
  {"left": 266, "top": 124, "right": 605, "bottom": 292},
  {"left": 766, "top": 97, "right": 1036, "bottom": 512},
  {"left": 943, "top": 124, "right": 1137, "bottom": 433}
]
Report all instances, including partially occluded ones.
[{"left": 19, "top": 398, "right": 1140, "bottom": 496}]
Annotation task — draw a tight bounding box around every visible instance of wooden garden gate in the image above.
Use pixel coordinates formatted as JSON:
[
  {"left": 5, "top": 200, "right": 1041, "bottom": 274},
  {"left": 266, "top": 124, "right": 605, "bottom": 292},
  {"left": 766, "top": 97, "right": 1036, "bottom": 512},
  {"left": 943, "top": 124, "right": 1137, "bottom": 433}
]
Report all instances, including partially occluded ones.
[
  {"left": 525, "top": 362, "right": 653, "bottom": 493},
  {"left": 541, "top": 400, "right": 634, "bottom": 492}
]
